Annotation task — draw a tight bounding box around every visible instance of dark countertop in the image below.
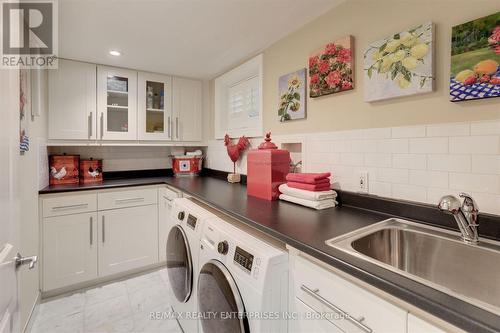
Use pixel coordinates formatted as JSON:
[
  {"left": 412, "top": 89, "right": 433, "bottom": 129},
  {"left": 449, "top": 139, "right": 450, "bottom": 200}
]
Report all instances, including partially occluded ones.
[{"left": 40, "top": 176, "right": 500, "bottom": 332}]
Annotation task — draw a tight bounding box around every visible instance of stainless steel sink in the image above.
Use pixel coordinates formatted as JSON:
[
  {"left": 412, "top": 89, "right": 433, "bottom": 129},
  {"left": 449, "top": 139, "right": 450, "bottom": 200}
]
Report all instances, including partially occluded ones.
[{"left": 325, "top": 218, "right": 500, "bottom": 315}]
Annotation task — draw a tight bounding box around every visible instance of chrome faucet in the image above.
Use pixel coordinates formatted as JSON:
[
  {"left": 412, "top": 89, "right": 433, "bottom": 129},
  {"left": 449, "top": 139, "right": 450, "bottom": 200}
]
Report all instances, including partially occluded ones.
[{"left": 438, "top": 193, "right": 479, "bottom": 244}]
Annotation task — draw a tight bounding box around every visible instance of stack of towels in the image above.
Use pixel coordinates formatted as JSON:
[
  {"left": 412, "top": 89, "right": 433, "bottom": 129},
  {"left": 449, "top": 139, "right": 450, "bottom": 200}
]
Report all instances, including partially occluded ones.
[{"left": 279, "top": 172, "right": 337, "bottom": 210}]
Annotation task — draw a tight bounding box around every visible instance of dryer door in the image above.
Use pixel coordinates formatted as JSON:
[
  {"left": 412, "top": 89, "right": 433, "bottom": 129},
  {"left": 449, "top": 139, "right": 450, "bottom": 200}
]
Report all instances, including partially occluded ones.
[
  {"left": 198, "top": 259, "right": 249, "bottom": 333},
  {"left": 166, "top": 225, "right": 193, "bottom": 303}
]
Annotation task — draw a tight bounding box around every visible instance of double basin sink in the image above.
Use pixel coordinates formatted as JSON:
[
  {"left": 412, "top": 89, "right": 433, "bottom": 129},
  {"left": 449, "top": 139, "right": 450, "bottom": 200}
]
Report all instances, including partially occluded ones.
[{"left": 326, "top": 218, "right": 500, "bottom": 315}]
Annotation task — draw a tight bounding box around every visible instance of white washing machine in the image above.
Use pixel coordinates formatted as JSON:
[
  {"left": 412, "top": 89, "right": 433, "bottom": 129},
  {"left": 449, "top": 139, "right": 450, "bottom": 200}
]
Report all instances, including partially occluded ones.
[
  {"left": 197, "top": 217, "right": 289, "bottom": 333},
  {"left": 167, "top": 198, "right": 215, "bottom": 333}
]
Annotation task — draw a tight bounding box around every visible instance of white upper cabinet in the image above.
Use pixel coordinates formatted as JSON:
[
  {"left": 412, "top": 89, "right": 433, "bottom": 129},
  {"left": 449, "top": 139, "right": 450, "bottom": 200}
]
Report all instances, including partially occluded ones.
[
  {"left": 49, "top": 59, "right": 97, "bottom": 140},
  {"left": 172, "top": 77, "right": 202, "bottom": 142},
  {"left": 137, "top": 72, "right": 172, "bottom": 140},
  {"left": 97, "top": 66, "right": 138, "bottom": 140}
]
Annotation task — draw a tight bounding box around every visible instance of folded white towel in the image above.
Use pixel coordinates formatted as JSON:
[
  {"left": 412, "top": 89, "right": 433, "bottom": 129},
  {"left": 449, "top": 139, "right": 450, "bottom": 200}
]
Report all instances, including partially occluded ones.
[
  {"left": 279, "top": 184, "right": 337, "bottom": 201},
  {"left": 279, "top": 194, "right": 337, "bottom": 210}
]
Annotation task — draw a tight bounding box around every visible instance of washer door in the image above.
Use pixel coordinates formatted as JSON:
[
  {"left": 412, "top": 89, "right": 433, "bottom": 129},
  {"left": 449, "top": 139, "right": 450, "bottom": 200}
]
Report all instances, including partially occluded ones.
[
  {"left": 198, "top": 260, "right": 249, "bottom": 333},
  {"left": 166, "top": 225, "right": 193, "bottom": 303}
]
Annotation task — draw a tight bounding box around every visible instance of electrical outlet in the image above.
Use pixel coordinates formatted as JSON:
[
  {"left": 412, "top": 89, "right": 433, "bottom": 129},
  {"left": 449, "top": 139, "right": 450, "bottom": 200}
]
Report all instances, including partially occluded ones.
[{"left": 358, "top": 171, "right": 369, "bottom": 193}]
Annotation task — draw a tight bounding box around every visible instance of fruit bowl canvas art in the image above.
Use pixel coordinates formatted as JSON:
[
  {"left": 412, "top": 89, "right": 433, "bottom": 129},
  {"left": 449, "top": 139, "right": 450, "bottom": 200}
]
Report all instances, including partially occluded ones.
[
  {"left": 309, "top": 36, "right": 354, "bottom": 98},
  {"left": 364, "top": 22, "right": 434, "bottom": 102},
  {"left": 450, "top": 11, "right": 500, "bottom": 102}
]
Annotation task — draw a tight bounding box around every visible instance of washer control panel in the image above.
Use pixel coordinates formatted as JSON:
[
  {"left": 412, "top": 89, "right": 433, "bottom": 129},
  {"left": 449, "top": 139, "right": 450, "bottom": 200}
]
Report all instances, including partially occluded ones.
[
  {"left": 234, "top": 246, "right": 254, "bottom": 273},
  {"left": 187, "top": 214, "right": 197, "bottom": 230}
]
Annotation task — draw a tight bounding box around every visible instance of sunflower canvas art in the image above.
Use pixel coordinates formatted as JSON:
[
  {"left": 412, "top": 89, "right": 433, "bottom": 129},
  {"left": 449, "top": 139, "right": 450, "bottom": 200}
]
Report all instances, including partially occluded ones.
[
  {"left": 309, "top": 36, "right": 354, "bottom": 98},
  {"left": 278, "top": 68, "right": 306, "bottom": 122},
  {"left": 364, "top": 22, "right": 434, "bottom": 102}
]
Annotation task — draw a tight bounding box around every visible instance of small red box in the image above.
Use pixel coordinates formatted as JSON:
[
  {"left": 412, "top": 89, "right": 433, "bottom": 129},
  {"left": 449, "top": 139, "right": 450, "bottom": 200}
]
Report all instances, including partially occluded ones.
[
  {"left": 247, "top": 133, "right": 290, "bottom": 200},
  {"left": 49, "top": 155, "right": 79, "bottom": 186},
  {"left": 79, "top": 158, "right": 103, "bottom": 184}
]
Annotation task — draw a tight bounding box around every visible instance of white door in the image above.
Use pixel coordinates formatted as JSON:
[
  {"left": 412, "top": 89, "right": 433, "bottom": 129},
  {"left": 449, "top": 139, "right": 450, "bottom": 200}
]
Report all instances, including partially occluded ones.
[
  {"left": 0, "top": 70, "right": 37, "bottom": 332},
  {"left": 137, "top": 72, "right": 172, "bottom": 141},
  {"left": 97, "top": 66, "right": 137, "bottom": 140},
  {"left": 172, "top": 77, "right": 202, "bottom": 142},
  {"left": 98, "top": 206, "right": 158, "bottom": 276},
  {"left": 42, "top": 212, "right": 98, "bottom": 291},
  {"left": 48, "top": 59, "right": 97, "bottom": 140}
]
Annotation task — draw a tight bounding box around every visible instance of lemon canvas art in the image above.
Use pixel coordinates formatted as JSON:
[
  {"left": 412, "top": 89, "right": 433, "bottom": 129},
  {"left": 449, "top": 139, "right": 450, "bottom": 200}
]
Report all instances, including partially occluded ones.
[
  {"left": 364, "top": 22, "right": 434, "bottom": 102},
  {"left": 278, "top": 68, "right": 306, "bottom": 122},
  {"left": 450, "top": 12, "right": 500, "bottom": 102}
]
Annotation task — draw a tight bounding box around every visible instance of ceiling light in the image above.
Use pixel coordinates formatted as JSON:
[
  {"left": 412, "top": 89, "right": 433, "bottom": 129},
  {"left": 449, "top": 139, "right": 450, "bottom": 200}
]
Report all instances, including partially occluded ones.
[{"left": 109, "top": 50, "right": 121, "bottom": 56}]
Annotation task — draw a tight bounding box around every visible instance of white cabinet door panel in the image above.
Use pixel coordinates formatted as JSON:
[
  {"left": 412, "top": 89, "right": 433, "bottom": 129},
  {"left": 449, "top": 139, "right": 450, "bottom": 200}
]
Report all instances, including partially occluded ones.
[
  {"left": 48, "top": 59, "right": 96, "bottom": 140},
  {"left": 98, "top": 205, "right": 158, "bottom": 276},
  {"left": 292, "top": 298, "right": 344, "bottom": 333},
  {"left": 172, "top": 77, "right": 202, "bottom": 142},
  {"left": 408, "top": 314, "right": 447, "bottom": 333},
  {"left": 43, "top": 212, "right": 98, "bottom": 291}
]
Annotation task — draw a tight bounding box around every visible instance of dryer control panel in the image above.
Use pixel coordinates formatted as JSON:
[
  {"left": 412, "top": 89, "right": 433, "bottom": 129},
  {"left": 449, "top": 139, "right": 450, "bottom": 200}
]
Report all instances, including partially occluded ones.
[
  {"left": 187, "top": 214, "right": 197, "bottom": 230},
  {"left": 234, "top": 246, "right": 254, "bottom": 273}
]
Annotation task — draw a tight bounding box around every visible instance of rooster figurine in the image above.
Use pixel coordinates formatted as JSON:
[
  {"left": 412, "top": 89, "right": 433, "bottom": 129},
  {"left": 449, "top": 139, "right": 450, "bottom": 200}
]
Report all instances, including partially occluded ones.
[{"left": 224, "top": 134, "right": 250, "bottom": 183}]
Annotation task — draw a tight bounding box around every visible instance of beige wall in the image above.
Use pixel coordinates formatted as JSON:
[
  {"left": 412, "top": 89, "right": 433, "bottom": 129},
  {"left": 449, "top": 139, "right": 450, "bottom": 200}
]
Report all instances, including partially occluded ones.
[{"left": 258, "top": 0, "right": 500, "bottom": 136}]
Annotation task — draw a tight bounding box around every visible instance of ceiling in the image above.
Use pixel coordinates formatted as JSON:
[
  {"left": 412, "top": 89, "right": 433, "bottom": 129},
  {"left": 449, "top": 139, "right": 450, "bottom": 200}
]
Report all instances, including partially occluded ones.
[{"left": 58, "top": 0, "right": 343, "bottom": 79}]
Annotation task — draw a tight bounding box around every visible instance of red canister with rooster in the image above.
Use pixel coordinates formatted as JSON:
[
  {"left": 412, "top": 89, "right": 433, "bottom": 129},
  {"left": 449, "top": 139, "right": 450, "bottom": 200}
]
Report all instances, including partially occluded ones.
[
  {"left": 49, "top": 154, "right": 79, "bottom": 186},
  {"left": 80, "top": 158, "right": 103, "bottom": 184},
  {"left": 247, "top": 133, "right": 290, "bottom": 200}
]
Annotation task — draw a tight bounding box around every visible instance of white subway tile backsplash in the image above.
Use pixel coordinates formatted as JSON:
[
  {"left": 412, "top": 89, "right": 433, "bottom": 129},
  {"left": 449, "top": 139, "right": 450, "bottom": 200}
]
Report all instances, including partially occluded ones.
[
  {"left": 409, "top": 170, "right": 448, "bottom": 188},
  {"left": 364, "top": 127, "right": 391, "bottom": 139},
  {"left": 340, "top": 153, "right": 364, "bottom": 166},
  {"left": 351, "top": 140, "right": 377, "bottom": 153},
  {"left": 331, "top": 140, "right": 352, "bottom": 153},
  {"left": 426, "top": 187, "right": 451, "bottom": 205},
  {"left": 376, "top": 139, "right": 408, "bottom": 153},
  {"left": 427, "top": 154, "right": 471, "bottom": 172},
  {"left": 391, "top": 125, "right": 426, "bottom": 138},
  {"left": 393, "top": 154, "right": 426, "bottom": 170},
  {"left": 426, "top": 122, "right": 470, "bottom": 137},
  {"left": 376, "top": 168, "right": 409, "bottom": 184},
  {"left": 449, "top": 136, "right": 500, "bottom": 154},
  {"left": 471, "top": 155, "right": 500, "bottom": 175},
  {"left": 369, "top": 181, "right": 392, "bottom": 197},
  {"left": 449, "top": 173, "right": 500, "bottom": 194},
  {"left": 470, "top": 120, "right": 500, "bottom": 136},
  {"left": 392, "top": 184, "right": 427, "bottom": 202},
  {"left": 409, "top": 138, "right": 448, "bottom": 154},
  {"left": 364, "top": 153, "right": 392, "bottom": 167}
]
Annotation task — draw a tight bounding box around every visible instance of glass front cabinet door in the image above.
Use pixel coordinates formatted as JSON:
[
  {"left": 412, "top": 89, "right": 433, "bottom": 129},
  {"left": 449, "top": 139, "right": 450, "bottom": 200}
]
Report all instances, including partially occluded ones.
[
  {"left": 97, "top": 66, "right": 138, "bottom": 140},
  {"left": 137, "top": 72, "right": 172, "bottom": 140}
]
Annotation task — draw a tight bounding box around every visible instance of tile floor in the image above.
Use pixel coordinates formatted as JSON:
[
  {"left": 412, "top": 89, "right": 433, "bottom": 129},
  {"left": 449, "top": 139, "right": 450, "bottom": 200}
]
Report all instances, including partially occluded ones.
[{"left": 30, "top": 269, "right": 182, "bottom": 333}]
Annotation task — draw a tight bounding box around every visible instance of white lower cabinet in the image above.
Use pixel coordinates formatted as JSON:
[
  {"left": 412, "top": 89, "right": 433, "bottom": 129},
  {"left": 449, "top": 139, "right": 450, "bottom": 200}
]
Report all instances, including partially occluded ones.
[
  {"left": 408, "top": 314, "right": 447, "bottom": 333},
  {"left": 41, "top": 187, "right": 160, "bottom": 292},
  {"left": 292, "top": 254, "right": 408, "bottom": 333},
  {"left": 98, "top": 205, "right": 158, "bottom": 276},
  {"left": 43, "top": 212, "right": 98, "bottom": 291},
  {"left": 293, "top": 298, "right": 344, "bottom": 333}
]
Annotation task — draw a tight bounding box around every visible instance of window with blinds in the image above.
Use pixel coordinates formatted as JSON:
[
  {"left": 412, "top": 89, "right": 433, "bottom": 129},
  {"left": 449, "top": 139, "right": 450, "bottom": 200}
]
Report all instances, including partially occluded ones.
[{"left": 215, "top": 54, "right": 263, "bottom": 138}]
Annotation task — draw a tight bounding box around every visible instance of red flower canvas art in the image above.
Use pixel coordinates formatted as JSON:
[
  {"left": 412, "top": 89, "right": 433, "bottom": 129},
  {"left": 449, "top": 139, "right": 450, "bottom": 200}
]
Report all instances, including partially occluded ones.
[{"left": 309, "top": 35, "right": 354, "bottom": 98}]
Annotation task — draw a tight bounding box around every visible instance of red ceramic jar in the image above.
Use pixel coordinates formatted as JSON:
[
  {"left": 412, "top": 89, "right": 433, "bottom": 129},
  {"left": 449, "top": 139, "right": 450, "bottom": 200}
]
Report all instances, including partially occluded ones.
[{"left": 247, "top": 133, "right": 290, "bottom": 200}]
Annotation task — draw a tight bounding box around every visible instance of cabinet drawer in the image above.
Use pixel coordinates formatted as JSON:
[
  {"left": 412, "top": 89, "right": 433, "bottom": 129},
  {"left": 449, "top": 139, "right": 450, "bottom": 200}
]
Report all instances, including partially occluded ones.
[
  {"left": 43, "top": 193, "right": 97, "bottom": 217},
  {"left": 98, "top": 187, "right": 157, "bottom": 210},
  {"left": 159, "top": 186, "right": 180, "bottom": 201},
  {"left": 294, "top": 255, "right": 407, "bottom": 333}
]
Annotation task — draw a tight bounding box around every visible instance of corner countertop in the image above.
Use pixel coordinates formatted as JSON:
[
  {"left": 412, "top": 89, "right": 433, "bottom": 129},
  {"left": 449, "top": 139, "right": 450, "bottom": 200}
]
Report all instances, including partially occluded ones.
[{"left": 39, "top": 176, "right": 500, "bottom": 332}]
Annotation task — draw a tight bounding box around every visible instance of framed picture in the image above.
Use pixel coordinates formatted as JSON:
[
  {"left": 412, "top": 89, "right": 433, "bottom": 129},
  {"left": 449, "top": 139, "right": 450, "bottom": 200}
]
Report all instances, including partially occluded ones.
[
  {"left": 309, "top": 35, "right": 354, "bottom": 98},
  {"left": 364, "top": 22, "right": 434, "bottom": 102},
  {"left": 20, "top": 69, "right": 31, "bottom": 153},
  {"left": 450, "top": 12, "right": 500, "bottom": 102},
  {"left": 278, "top": 68, "right": 306, "bottom": 122}
]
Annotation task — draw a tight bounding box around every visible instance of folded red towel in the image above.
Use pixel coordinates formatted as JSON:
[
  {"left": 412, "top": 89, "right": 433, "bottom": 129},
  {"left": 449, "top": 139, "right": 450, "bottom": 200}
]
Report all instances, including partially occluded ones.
[
  {"left": 286, "top": 172, "right": 331, "bottom": 184},
  {"left": 287, "top": 181, "right": 331, "bottom": 191}
]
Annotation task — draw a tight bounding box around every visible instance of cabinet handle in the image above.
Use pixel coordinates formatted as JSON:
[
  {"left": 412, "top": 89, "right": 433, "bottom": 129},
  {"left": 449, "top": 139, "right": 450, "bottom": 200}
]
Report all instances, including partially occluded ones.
[
  {"left": 102, "top": 215, "right": 105, "bottom": 243},
  {"left": 88, "top": 112, "right": 93, "bottom": 138},
  {"left": 162, "top": 195, "right": 172, "bottom": 202},
  {"left": 100, "top": 112, "right": 104, "bottom": 139},
  {"left": 115, "top": 197, "right": 145, "bottom": 204},
  {"left": 89, "top": 216, "right": 93, "bottom": 245},
  {"left": 300, "top": 284, "right": 372, "bottom": 333},
  {"left": 175, "top": 117, "right": 179, "bottom": 139},
  {"left": 167, "top": 116, "right": 171, "bottom": 139},
  {"left": 52, "top": 203, "right": 88, "bottom": 211}
]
